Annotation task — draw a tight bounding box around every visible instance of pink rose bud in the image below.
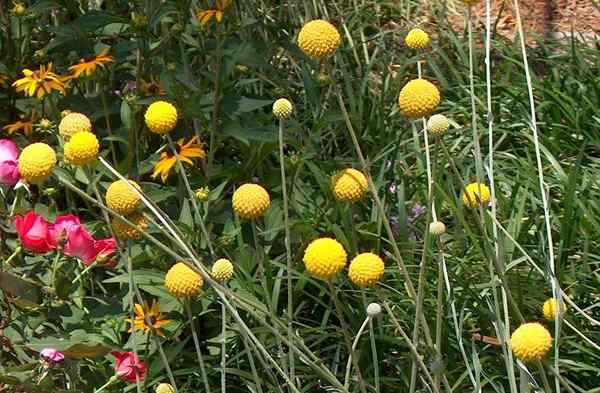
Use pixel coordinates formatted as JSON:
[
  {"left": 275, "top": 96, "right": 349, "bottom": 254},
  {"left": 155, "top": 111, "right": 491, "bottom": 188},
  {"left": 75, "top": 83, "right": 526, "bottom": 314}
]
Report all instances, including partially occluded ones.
[{"left": 40, "top": 348, "right": 65, "bottom": 363}]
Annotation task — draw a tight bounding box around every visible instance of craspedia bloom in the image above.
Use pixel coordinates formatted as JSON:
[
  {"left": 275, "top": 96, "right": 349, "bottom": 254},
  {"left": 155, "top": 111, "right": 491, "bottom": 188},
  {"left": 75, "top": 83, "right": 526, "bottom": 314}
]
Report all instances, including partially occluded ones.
[
  {"left": 427, "top": 114, "right": 450, "bottom": 135},
  {"left": 164, "top": 262, "right": 203, "bottom": 298},
  {"left": 462, "top": 182, "right": 491, "bottom": 208},
  {"left": 232, "top": 183, "right": 270, "bottom": 219},
  {"left": 398, "top": 79, "right": 441, "bottom": 118},
  {"left": 156, "top": 383, "right": 174, "bottom": 393},
  {"left": 297, "top": 19, "right": 341, "bottom": 59},
  {"left": 112, "top": 212, "right": 149, "bottom": 240},
  {"left": 144, "top": 101, "right": 177, "bottom": 134},
  {"left": 106, "top": 179, "right": 142, "bottom": 215},
  {"left": 332, "top": 168, "right": 368, "bottom": 203},
  {"left": 405, "top": 28, "right": 430, "bottom": 50},
  {"left": 64, "top": 131, "right": 99, "bottom": 166},
  {"left": 273, "top": 98, "right": 293, "bottom": 119},
  {"left": 348, "top": 252, "right": 385, "bottom": 287},
  {"left": 211, "top": 258, "right": 234, "bottom": 282},
  {"left": 303, "top": 237, "right": 347, "bottom": 280},
  {"left": 429, "top": 220, "right": 446, "bottom": 236},
  {"left": 59, "top": 112, "right": 92, "bottom": 140},
  {"left": 542, "top": 298, "right": 566, "bottom": 321},
  {"left": 510, "top": 322, "right": 553, "bottom": 362},
  {"left": 18, "top": 143, "right": 56, "bottom": 183}
]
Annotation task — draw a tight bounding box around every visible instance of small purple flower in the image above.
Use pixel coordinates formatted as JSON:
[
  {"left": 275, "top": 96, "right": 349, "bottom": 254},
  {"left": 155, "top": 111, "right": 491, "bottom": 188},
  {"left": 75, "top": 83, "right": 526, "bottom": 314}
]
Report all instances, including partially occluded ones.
[
  {"left": 409, "top": 203, "right": 426, "bottom": 223},
  {"left": 388, "top": 183, "right": 397, "bottom": 194},
  {"left": 40, "top": 348, "right": 65, "bottom": 363}
]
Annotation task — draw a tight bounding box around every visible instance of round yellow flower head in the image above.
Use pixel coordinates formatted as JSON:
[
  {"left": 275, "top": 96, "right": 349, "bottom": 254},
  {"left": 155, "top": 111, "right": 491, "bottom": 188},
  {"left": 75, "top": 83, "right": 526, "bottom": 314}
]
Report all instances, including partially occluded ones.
[
  {"left": 58, "top": 112, "right": 92, "bottom": 140},
  {"left": 510, "top": 322, "right": 553, "bottom": 362},
  {"left": 332, "top": 168, "right": 368, "bottom": 203},
  {"left": 211, "top": 258, "right": 234, "bottom": 282},
  {"left": 429, "top": 220, "right": 446, "bottom": 236},
  {"left": 155, "top": 383, "right": 175, "bottom": 393},
  {"left": 273, "top": 98, "right": 293, "bottom": 119},
  {"left": 542, "top": 298, "right": 566, "bottom": 321},
  {"left": 405, "top": 28, "right": 430, "bottom": 50},
  {"left": 297, "top": 19, "right": 341, "bottom": 59},
  {"left": 232, "top": 183, "right": 271, "bottom": 219},
  {"left": 427, "top": 114, "right": 450, "bottom": 135},
  {"left": 398, "top": 79, "right": 441, "bottom": 118},
  {"left": 112, "top": 212, "right": 149, "bottom": 240},
  {"left": 144, "top": 101, "right": 178, "bottom": 134},
  {"left": 64, "top": 131, "right": 99, "bottom": 166},
  {"left": 106, "top": 179, "right": 142, "bottom": 215},
  {"left": 348, "top": 252, "right": 385, "bottom": 287},
  {"left": 18, "top": 143, "right": 57, "bottom": 183},
  {"left": 462, "top": 182, "right": 491, "bottom": 208},
  {"left": 303, "top": 237, "right": 347, "bottom": 280},
  {"left": 165, "top": 262, "right": 203, "bottom": 298}
]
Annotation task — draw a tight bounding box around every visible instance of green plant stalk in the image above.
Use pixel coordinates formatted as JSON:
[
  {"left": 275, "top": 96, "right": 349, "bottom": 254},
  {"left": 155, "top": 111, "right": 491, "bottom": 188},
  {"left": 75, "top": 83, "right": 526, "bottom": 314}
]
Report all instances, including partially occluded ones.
[
  {"left": 343, "top": 315, "right": 370, "bottom": 388},
  {"left": 154, "top": 334, "right": 178, "bottom": 391},
  {"left": 327, "top": 281, "right": 368, "bottom": 393},
  {"left": 207, "top": 23, "right": 223, "bottom": 176},
  {"left": 51, "top": 247, "right": 62, "bottom": 290},
  {"left": 278, "top": 118, "right": 295, "bottom": 383},
  {"left": 100, "top": 91, "right": 118, "bottom": 166},
  {"left": 126, "top": 241, "right": 144, "bottom": 393},
  {"left": 220, "top": 300, "right": 226, "bottom": 393},
  {"left": 3, "top": 246, "right": 21, "bottom": 267},
  {"left": 71, "top": 261, "right": 98, "bottom": 284},
  {"left": 242, "top": 335, "right": 264, "bottom": 393},
  {"left": 166, "top": 134, "right": 216, "bottom": 257},
  {"left": 512, "top": 1, "right": 561, "bottom": 391},
  {"left": 185, "top": 301, "right": 211, "bottom": 393}
]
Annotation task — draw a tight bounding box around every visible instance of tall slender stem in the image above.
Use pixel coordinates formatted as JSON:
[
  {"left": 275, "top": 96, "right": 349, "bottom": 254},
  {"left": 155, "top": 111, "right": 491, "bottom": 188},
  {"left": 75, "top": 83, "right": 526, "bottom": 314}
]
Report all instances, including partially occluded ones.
[
  {"left": 343, "top": 316, "right": 370, "bottom": 388},
  {"left": 220, "top": 301, "right": 227, "bottom": 393},
  {"left": 185, "top": 301, "right": 211, "bottom": 393},
  {"left": 278, "top": 118, "right": 295, "bottom": 383}
]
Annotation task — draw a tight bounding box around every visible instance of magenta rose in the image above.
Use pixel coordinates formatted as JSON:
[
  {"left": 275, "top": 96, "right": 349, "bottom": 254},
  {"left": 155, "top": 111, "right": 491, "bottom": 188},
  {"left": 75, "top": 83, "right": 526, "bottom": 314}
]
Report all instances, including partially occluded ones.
[
  {"left": 14, "top": 211, "right": 54, "bottom": 253},
  {"left": 0, "top": 139, "right": 20, "bottom": 186}
]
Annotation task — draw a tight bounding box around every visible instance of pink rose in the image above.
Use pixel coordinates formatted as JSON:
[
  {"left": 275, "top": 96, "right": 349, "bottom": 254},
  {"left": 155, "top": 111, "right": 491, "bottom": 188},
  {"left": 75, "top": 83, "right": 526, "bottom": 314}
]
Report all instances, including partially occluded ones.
[
  {"left": 111, "top": 351, "right": 145, "bottom": 382},
  {"left": 14, "top": 211, "right": 54, "bottom": 253},
  {"left": 0, "top": 139, "right": 20, "bottom": 186},
  {"left": 92, "top": 237, "right": 118, "bottom": 267},
  {"left": 63, "top": 225, "right": 98, "bottom": 263},
  {"left": 48, "top": 214, "right": 81, "bottom": 247},
  {"left": 40, "top": 348, "right": 65, "bottom": 363}
]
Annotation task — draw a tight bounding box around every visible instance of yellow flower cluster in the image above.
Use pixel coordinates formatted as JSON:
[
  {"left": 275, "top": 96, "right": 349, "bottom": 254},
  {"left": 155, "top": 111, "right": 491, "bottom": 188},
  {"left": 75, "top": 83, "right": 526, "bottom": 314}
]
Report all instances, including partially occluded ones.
[
  {"left": 405, "top": 28, "right": 430, "bottom": 50},
  {"left": 18, "top": 143, "right": 57, "bottom": 183},
  {"left": 232, "top": 183, "right": 271, "bottom": 219},
  {"left": 348, "top": 252, "right": 385, "bottom": 287},
  {"left": 510, "top": 322, "right": 553, "bottom": 362},
  {"left": 462, "top": 182, "right": 491, "bottom": 208},
  {"left": 145, "top": 101, "right": 178, "bottom": 134},
  {"left": 542, "top": 298, "right": 566, "bottom": 321},
  {"left": 59, "top": 112, "right": 92, "bottom": 140},
  {"left": 398, "top": 79, "right": 441, "bottom": 118},
  {"left": 164, "top": 262, "right": 203, "bottom": 298},
  {"left": 297, "top": 20, "right": 341, "bottom": 59},
  {"left": 64, "top": 131, "right": 99, "bottom": 166},
  {"left": 303, "top": 238, "right": 347, "bottom": 280},
  {"left": 106, "top": 179, "right": 142, "bottom": 215},
  {"left": 332, "top": 168, "right": 368, "bottom": 203},
  {"left": 211, "top": 258, "right": 234, "bottom": 282},
  {"left": 273, "top": 98, "right": 293, "bottom": 119}
]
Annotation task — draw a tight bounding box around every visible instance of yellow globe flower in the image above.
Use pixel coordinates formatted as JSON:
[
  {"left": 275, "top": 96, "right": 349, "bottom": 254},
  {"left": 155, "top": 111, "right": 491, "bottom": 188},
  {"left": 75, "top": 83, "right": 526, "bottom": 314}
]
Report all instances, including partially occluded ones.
[
  {"left": 405, "top": 28, "right": 430, "bottom": 50},
  {"left": 462, "top": 182, "right": 491, "bottom": 208},
  {"left": 273, "top": 98, "right": 293, "bottom": 119},
  {"left": 18, "top": 143, "right": 56, "bottom": 183},
  {"left": 510, "top": 322, "right": 553, "bottom": 362},
  {"left": 155, "top": 383, "right": 174, "bottom": 393},
  {"left": 106, "top": 179, "right": 142, "bottom": 215},
  {"left": 64, "top": 131, "right": 99, "bottom": 166},
  {"left": 232, "top": 183, "right": 271, "bottom": 219},
  {"left": 427, "top": 114, "right": 450, "bottom": 135},
  {"left": 303, "top": 237, "right": 347, "bottom": 280},
  {"left": 164, "top": 262, "right": 203, "bottom": 298},
  {"left": 144, "top": 101, "right": 178, "bottom": 134},
  {"left": 542, "top": 298, "right": 566, "bottom": 321},
  {"left": 211, "top": 258, "right": 234, "bottom": 282},
  {"left": 58, "top": 112, "right": 92, "bottom": 140},
  {"left": 297, "top": 19, "right": 341, "bottom": 59},
  {"left": 112, "top": 212, "right": 149, "bottom": 240},
  {"left": 332, "top": 168, "right": 368, "bottom": 203},
  {"left": 348, "top": 252, "right": 385, "bottom": 287},
  {"left": 398, "top": 79, "right": 441, "bottom": 118}
]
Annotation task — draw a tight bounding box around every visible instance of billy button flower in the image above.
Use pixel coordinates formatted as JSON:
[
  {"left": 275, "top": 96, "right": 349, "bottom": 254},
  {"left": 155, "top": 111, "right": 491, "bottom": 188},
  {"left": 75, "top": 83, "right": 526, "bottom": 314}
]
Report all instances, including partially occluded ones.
[
  {"left": 18, "top": 143, "right": 56, "bottom": 183},
  {"left": 105, "top": 179, "right": 142, "bottom": 215},
  {"left": 303, "top": 237, "right": 347, "bottom": 280},
  {"left": 297, "top": 19, "right": 341, "bottom": 59},
  {"left": 111, "top": 212, "right": 149, "bottom": 241},
  {"left": 232, "top": 183, "right": 271, "bottom": 219},
  {"left": 211, "top": 258, "right": 234, "bottom": 282},
  {"left": 59, "top": 112, "right": 92, "bottom": 140},
  {"left": 427, "top": 114, "right": 450, "bottom": 136},
  {"left": 64, "top": 131, "right": 99, "bottom": 166},
  {"left": 68, "top": 48, "right": 114, "bottom": 78},
  {"left": 542, "top": 298, "right": 567, "bottom": 321},
  {"left": 331, "top": 168, "right": 368, "bottom": 203},
  {"left": 405, "top": 28, "right": 430, "bottom": 50},
  {"left": 156, "top": 384, "right": 175, "bottom": 393},
  {"left": 510, "top": 322, "right": 553, "bottom": 362},
  {"left": 348, "top": 252, "right": 385, "bottom": 287},
  {"left": 462, "top": 182, "right": 491, "bottom": 208},
  {"left": 272, "top": 98, "right": 293, "bottom": 120},
  {"left": 398, "top": 79, "right": 441, "bottom": 118},
  {"left": 164, "top": 262, "right": 203, "bottom": 298},
  {"left": 144, "top": 101, "right": 177, "bottom": 134}
]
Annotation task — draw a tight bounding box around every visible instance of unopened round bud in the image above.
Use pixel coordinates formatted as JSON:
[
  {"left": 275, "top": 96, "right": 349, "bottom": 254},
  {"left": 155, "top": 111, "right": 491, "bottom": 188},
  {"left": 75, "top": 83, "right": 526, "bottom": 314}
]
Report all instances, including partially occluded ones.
[
  {"left": 429, "top": 221, "right": 446, "bottom": 236},
  {"left": 366, "top": 302, "right": 382, "bottom": 317}
]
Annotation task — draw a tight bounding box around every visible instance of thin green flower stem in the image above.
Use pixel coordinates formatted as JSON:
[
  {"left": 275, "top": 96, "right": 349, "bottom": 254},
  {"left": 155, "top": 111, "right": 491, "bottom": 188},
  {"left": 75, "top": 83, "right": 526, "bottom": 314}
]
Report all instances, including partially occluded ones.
[
  {"left": 343, "top": 315, "right": 370, "bottom": 388},
  {"left": 207, "top": 22, "right": 223, "bottom": 176},
  {"left": 362, "top": 293, "right": 380, "bottom": 393},
  {"left": 154, "top": 334, "right": 178, "bottom": 390},
  {"left": 8, "top": 187, "right": 21, "bottom": 218},
  {"left": 433, "top": 241, "right": 444, "bottom": 392},
  {"left": 220, "top": 300, "right": 226, "bottom": 393},
  {"left": 250, "top": 221, "right": 269, "bottom": 303},
  {"left": 327, "top": 280, "right": 368, "bottom": 393},
  {"left": 3, "top": 246, "right": 21, "bottom": 267},
  {"left": 126, "top": 241, "right": 144, "bottom": 393},
  {"left": 512, "top": 1, "right": 561, "bottom": 391},
  {"left": 94, "top": 374, "right": 119, "bottom": 393},
  {"left": 184, "top": 300, "right": 211, "bottom": 393},
  {"left": 484, "top": 1, "right": 518, "bottom": 391},
  {"left": 166, "top": 133, "right": 215, "bottom": 257},
  {"left": 50, "top": 247, "right": 62, "bottom": 290},
  {"left": 100, "top": 91, "right": 118, "bottom": 166},
  {"left": 71, "top": 261, "right": 98, "bottom": 284},
  {"left": 278, "top": 118, "right": 295, "bottom": 384},
  {"left": 381, "top": 301, "right": 440, "bottom": 393},
  {"left": 242, "top": 335, "right": 264, "bottom": 393}
]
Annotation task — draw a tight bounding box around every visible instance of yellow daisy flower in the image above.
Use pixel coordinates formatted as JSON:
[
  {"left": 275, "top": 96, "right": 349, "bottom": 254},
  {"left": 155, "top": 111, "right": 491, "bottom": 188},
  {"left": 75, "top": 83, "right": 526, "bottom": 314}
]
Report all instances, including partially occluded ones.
[
  {"left": 196, "top": 0, "right": 230, "bottom": 25},
  {"left": 140, "top": 76, "right": 166, "bottom": 96},
  {"left": 3, "top": 114, "right": 35, "bottom": 136},
  {"left": 126, "top": 299, "right": 171, "bottom": 338},
  {"left": 12, "top": 63, "right": 67, "bottom": 99},
  {"left": 152, "top": 137, "right": 205, "bottom": 182},
  {"left": 68, "top": 48, "right": 114, "bottom": 78}
]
